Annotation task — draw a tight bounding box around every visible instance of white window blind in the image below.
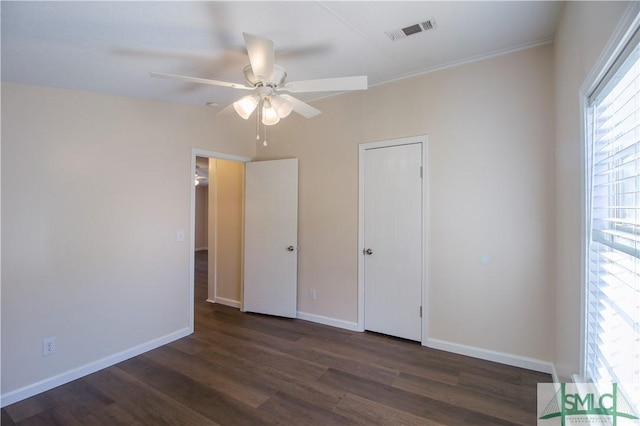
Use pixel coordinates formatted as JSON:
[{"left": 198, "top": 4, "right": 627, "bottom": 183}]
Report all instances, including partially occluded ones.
[{"left": 586, "top": 26, "right": 640, "bottom": 413}]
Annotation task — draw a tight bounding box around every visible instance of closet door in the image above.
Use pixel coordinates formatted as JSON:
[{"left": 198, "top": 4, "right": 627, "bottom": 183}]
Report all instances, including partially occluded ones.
[{"left": 363, "top": 143, "right": 423, "bottom": 341}]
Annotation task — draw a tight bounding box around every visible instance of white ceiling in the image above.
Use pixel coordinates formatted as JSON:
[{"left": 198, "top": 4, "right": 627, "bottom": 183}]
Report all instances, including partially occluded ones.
[{"left": 1, "top": 1, "right": 564, "bottom": 110}]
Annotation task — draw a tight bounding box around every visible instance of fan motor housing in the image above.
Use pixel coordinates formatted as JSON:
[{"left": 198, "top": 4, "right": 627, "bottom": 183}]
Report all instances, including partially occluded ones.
[{"left": 243, "top": 64, "right": 287, "bottom": 88}]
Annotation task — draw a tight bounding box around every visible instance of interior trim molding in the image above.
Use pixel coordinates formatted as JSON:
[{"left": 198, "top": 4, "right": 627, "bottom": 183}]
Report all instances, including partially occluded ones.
[
  {"left": 212, "top": 297, "right": 241, "bottom": 309},
  {"left": 425, "top": 337, "right": 555, "bottom": 375},
  {"left": 296, "top": 311, "right": 360, "bottom": 332},
  {"left": 0, "top": 327, "right": 191, "bottom": 408}
]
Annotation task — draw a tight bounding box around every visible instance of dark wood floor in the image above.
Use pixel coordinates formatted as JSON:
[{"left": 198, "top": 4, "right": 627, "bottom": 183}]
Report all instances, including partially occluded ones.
[{"left": 2, "top": 251, "right": 550, "bottom": 425}]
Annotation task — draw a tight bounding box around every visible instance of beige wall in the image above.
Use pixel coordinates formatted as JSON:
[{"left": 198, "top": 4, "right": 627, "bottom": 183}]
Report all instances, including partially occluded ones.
[
  {"left": 1, "top": 82, "right": 255, "bottom": 397},
  {"left": 260, "top": 45, "right": 556, "bottom": 364},
  {"left": 194, "top": 185, "right": 208, "bottom": 250},
  {"left": 207, "top": 159, "right": 244, "bottom": 304},
  {"left": 553, "top": 1, "right": 632, "bottom": 380}
]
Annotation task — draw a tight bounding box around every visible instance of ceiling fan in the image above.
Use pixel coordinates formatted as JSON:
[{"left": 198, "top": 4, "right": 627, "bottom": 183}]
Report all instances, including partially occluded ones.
[{"left": 151, "top": 33, "right": 368, "bottom": 126}]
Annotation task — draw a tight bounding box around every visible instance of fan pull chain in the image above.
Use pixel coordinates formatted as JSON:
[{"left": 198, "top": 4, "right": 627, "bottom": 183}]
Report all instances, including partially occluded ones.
[
  {"left": 256, "top": 100, "right": 261, "bottom": 141},
  {"left": 263, "top": 123, "right": 268, "bottom": 147}
]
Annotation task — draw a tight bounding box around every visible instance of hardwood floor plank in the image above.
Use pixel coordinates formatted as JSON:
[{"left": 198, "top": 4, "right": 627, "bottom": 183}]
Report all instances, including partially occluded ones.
[
  {"left": 319, "top": 367, "right": 520, "bottom": 425},
  {"left": 3, "top": 388, "right": 60, "bottom": 422},
  {"left": 199, "top": 301, "right": 355, "bottom": 346},
  {"left": 167, "top": 334, "right": 212, "bottom": 355},
  {"left": 284, "top": 343, "right": 401, "bottom": 386},
  {"left": 144, "top": 344, "right": 275, "bottom": 408},
  {"left": 14, "top": 404, "right": 85, "bottom": 426},
  {"left": 199, "top": 316, "right": 401, "bottom": 387},
  {"left": 333, "top": 393, "right": 446, "bottom": 426},
  {"left": 393, "top": 371, "right": 536, "bottom": 424},
  {"left": 84, "top": 367, "right": 219, "bottom": 425},
  {"left": 258, "top": 391, "right": 356, "bottom": 426},
  {"left": 521, "top": 368, "right": 552, "bottom": 387},
  {"left": 117, "top": 355, "right": 279, "bottom": 425},
  {"left": 198, "top": 345, "right": 347, "bottom": 412},
  {"left": 195, "top": 312, "right": 304, "bottom": 352},
  {"left": 81, "top": 403, "right": 149, "bottom": 426},
  {"left": 50, "top": 380, "right": 114, "bottom": 419},
  {"left": 194, "top": 328, "right": 329, "bottom": 382},
  {"left": 298, "top": 335, "right": 461, "bottom": 386},
  {"left": 1, "top": 407, "right": 17, "bottom": 426},
  {"left": 3, "top": 378, "right": 112, "bottom": 424},
  {"left": 200, "top": 307, "right": 304, "bottom": 343},
  {"left": 457, "top": 370, "right": 527, "bottom": 404},
  {"left": 456, "top": 356, "right": 537, "bottom": 385}
]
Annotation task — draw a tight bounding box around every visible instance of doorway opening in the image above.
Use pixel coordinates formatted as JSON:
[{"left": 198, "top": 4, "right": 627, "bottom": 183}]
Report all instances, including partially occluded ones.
[
  {"left": 193, "top": 156, "right": 209, "bottom": 305},
  {"left": 189, "top": 149, "right": 250, "bottom": 332}
]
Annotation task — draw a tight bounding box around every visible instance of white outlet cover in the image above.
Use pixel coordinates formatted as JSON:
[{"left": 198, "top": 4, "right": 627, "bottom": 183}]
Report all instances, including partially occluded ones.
[{"left": 43, "top": 337, "right": 56, "bottom": 356}]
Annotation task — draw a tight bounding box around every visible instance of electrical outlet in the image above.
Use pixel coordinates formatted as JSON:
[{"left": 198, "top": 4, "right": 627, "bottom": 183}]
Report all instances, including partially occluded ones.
[
  {"left": 309, "top": 289, "right": 317, "bottom": 300},
  {"left": 43, "top": 337, "right": 56, "bottom": 357}
]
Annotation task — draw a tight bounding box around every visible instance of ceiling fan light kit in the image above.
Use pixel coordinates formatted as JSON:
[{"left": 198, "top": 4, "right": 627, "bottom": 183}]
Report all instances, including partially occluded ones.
[
  {"left": 151, "top": 32, "right": 367, "bottom": 144},
  {"left": 261, "top": 97, "right": 281, "bottom": 125},
  {"left": 269, "top": 95, "right": 293, "bottom": 118},
  {"left": 233, "top": 94, "right": 259, "bottom": 119}
]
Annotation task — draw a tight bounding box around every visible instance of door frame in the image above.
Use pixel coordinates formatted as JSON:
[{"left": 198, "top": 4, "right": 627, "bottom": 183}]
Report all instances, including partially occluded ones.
[
  {"left": 357, "top": 135, "right": 429, "bottom": 344},
  {"left": 189, "top": 148, "right": 251, "bottom": 332}
]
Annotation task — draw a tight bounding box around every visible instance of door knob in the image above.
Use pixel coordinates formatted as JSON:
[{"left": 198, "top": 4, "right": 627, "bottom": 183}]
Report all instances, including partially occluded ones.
[
  {"left": 287, "top": 245, "right": 295, "bottom": 252},
  {"left": 364, "top": 248, "right": 373, "bottom": 255}
]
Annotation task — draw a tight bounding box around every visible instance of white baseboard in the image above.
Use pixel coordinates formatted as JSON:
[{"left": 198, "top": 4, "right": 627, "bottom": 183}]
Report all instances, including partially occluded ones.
[
  {"left": 425, "top": 337, "right": 555, "bottom": 375},
  {"left": 194, "top": 247, "right": 208, "bottom": 252},
  {"left": 551, "top": 365, "right": 560, "bottom": 384},
  {"left": 0, "top": 327, "right": 191, "bottom": 408},
  {"left": 296, "top": 311, "right": 360, "bottom": 332},
  {"left": 212, "top": 297, "right": 241, "bottom": 309}
]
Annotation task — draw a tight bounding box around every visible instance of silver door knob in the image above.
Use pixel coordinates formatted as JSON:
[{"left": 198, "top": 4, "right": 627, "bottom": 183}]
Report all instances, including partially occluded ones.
[
  {"left": 287, "top": 245, "right": 295, "bottom": 252},
  {"left": 364, "top": 248, "right": 373, "bottom": 255}
]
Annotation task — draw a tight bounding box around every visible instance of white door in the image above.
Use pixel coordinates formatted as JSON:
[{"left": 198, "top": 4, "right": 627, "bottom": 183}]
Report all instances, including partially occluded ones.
[
  {"left": 243, "top": 158, "right": 298, "bottom": 318},
  {"left": 363, "top": 143, "right": 422, "bottom": 341}
]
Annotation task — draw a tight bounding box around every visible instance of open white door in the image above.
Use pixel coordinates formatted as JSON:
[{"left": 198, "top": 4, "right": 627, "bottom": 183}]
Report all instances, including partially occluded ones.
[{"left": 243, "top": 158, "right": 298, "bottom": 318}]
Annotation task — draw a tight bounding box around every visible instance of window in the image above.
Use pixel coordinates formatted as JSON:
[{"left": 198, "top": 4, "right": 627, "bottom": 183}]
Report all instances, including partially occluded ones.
[{"left": 585, "top": 25, "right": 640, "bottom": 412}]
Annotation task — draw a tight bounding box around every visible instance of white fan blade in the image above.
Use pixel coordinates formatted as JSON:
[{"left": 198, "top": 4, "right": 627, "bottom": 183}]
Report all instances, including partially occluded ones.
[
  {"left": 243, "top": 33, "right": 275, "bottom": 81},
  {"left": 283, "top": 75, "right": 367, "bottom": 93},
  {"left": 216, "top": 102, "right": 238, "bottom": 117},
  {"left": 150, "top": 72, "right": 253, "bottom": 90},
  {"left": 280, "top": 94, "right": 322, "bottom": 118}
]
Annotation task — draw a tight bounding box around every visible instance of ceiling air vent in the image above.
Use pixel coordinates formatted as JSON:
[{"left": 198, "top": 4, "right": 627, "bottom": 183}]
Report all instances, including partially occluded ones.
[{"left": 385, "top": 20, "right": 436, "bottom": 41}]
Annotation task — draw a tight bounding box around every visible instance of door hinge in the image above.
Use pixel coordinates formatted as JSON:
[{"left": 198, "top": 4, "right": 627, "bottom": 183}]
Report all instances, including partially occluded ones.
[
  {"left": 419, "top": 306, "right": 422, "bottom": 317},
  {"left": 420, "top": 166, "right": 423, "bottom": 178}
]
